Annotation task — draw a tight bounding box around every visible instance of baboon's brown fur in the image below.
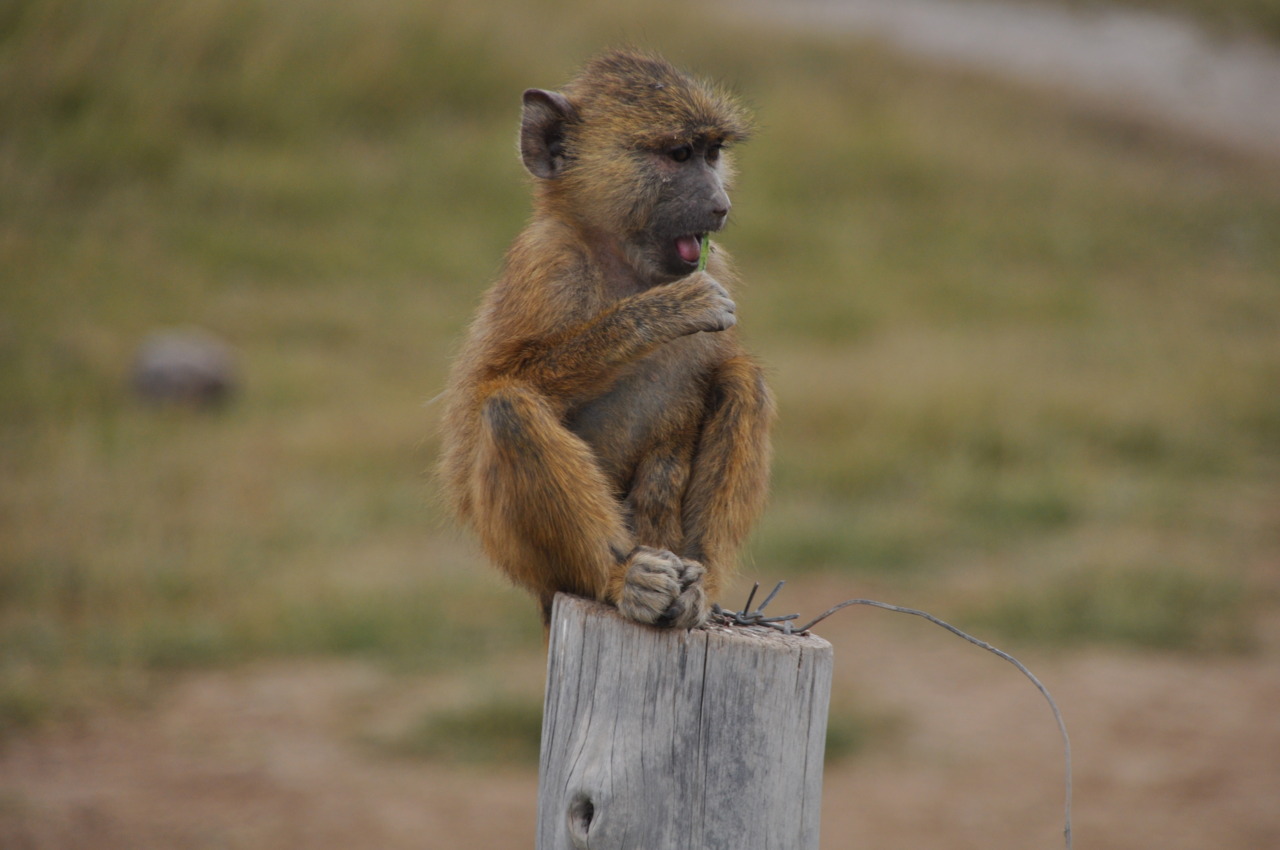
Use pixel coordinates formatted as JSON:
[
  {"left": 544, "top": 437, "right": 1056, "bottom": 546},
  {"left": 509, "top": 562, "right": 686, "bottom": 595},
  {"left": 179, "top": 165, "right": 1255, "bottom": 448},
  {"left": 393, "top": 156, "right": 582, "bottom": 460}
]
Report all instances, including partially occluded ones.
[{"left": 438, "top": 50, "right": 773, "bottom": 628}]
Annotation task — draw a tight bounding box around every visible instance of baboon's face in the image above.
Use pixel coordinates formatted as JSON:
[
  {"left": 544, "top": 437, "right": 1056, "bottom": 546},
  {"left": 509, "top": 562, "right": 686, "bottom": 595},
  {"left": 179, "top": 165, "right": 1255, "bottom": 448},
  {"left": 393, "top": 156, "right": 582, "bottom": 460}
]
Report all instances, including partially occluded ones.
[
  {"left": 518, "top": 51, "right": 750, "bottom": 285},
  {"left": 640, "top": 137, "right": 732, "bottom": 280}
]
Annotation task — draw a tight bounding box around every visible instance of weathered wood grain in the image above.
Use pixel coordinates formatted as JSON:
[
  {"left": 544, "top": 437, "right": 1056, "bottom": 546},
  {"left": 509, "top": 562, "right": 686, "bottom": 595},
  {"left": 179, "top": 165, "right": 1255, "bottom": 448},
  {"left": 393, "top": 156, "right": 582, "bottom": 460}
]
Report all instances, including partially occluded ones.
[{"left": 537, "top": 594, "right": 833, "bottom": 850}]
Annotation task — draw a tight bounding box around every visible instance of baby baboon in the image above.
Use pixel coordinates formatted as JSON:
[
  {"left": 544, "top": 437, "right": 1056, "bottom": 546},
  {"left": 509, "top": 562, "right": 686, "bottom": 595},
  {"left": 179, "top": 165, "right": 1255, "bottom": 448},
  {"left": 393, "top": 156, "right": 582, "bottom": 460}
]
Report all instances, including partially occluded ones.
[{"left": 438, "top": 50, "right": 773, "bottom": 628}]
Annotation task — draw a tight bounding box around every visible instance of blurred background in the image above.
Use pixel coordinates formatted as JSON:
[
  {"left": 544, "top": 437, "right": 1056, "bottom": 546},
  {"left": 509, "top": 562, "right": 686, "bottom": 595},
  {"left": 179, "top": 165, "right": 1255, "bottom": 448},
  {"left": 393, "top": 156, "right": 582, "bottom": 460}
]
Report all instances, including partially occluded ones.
[{"left": 1, "top": 0, "right": 1277, "bottom": 847}]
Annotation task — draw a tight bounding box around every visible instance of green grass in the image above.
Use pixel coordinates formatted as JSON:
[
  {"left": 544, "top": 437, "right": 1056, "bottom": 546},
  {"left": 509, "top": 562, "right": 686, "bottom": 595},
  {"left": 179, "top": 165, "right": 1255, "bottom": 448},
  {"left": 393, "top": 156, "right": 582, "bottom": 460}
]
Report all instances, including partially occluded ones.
[
  {"left": 823, "top": 701, "right": 904, "bottom": 764},
  {"left": 963, "top": 564, "right": 1257, "bottom": 652},
  {"left": 2, "top": 0, "right": 1278, "bottom": 738},
  {"left": 393, "top": 694, "right": 544, "bottom": 765}
]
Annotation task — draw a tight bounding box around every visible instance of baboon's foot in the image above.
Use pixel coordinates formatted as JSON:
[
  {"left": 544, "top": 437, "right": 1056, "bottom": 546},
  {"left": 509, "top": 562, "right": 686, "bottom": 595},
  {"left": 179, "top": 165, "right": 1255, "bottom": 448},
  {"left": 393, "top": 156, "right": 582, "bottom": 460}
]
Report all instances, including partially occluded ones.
[{"left": 617, "top": 546, "right": 709, "bottom": 629}]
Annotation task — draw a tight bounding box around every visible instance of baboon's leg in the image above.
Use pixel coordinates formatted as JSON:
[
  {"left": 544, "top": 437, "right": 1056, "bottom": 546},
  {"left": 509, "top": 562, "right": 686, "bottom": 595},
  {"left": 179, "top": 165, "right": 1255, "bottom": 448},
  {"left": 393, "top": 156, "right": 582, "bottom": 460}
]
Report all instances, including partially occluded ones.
[
  {"left": 680, "top": 356, "right": 775, "bottom": 600},
  {"left": 473, "top": 383, "right": 630, "bottom": 616},
  {"left": 627, "top": 434, "right": 695, "bottom": 549},
  {"left": 625, "top": 435, "right": 708, "bottom": 628},
  {"left": 473, "top": 383, "right": 699, "bottom": 625}
]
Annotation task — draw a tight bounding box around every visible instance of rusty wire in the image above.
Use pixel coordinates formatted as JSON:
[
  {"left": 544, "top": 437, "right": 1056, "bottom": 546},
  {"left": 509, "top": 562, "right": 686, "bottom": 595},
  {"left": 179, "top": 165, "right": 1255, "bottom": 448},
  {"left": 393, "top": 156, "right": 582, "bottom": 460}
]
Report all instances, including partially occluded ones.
[{"left": 711, "top": 581, "right": 1073, "bottom": 850}]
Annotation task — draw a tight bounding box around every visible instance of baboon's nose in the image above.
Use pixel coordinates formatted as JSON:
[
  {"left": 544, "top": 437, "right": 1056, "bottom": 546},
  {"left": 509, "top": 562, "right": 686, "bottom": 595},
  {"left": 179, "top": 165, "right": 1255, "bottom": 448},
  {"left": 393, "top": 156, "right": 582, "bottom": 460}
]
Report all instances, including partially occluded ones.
[
  {"left": 710, "top": 199, "right": 731, "bottom": 229},
  {"left": 709, "top": 183, "right": 731, "bottom": 219}
]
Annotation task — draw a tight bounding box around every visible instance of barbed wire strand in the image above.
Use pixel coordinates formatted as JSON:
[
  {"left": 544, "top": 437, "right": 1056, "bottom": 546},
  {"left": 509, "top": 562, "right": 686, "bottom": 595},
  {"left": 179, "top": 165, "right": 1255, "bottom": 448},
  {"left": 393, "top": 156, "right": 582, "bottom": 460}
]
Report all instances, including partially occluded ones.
[{"left": 799, "top": 598, "right": 1073, "bottom": 850}]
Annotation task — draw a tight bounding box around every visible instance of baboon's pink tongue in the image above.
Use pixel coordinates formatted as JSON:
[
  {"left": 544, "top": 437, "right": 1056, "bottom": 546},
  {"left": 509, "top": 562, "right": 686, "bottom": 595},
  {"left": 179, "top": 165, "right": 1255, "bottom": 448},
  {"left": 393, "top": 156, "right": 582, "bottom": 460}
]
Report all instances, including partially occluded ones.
[{"left": 676, "top": 236, "right": 702, "bottom": 264}]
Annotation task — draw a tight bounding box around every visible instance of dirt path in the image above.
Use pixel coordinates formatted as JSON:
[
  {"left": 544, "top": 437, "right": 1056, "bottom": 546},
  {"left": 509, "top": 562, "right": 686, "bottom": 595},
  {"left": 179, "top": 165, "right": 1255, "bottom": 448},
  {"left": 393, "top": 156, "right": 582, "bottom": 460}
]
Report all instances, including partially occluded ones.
[
  {"left": 743, "top": 0, "right": 1280, "bottom": 159},
  {"left": 3, "top": 585, "right": 1278, "bottom": 849},
  {"left": 0, "top": 662, "right": 541, "bottom": 850}
]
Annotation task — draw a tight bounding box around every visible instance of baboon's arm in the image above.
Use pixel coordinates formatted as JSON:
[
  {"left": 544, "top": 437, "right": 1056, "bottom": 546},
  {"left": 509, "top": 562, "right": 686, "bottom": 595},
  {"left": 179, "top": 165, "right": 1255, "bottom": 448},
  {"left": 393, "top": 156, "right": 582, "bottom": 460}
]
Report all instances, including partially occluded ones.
[{"left": 481, "top": 272, "right": 735, "bottom": 402}]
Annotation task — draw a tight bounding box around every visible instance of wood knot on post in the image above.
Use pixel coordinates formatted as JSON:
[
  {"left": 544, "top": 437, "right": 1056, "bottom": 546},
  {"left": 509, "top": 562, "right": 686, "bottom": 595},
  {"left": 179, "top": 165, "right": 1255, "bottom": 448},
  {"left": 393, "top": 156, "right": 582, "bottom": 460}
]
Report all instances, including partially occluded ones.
[
  {"left": 536, "top": 594, "right": 833, "bottom": 849},
  {"left": 566, "top": 792, "right": 595, "bottom": 848}
]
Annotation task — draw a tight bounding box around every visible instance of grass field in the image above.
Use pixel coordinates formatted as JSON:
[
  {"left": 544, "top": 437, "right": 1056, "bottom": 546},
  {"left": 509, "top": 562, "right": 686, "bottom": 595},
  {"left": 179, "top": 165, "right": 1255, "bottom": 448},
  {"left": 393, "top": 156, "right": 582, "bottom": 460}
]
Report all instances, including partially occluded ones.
[{"left": 2, "top": 0, "right": 1278, "bottom": 747}]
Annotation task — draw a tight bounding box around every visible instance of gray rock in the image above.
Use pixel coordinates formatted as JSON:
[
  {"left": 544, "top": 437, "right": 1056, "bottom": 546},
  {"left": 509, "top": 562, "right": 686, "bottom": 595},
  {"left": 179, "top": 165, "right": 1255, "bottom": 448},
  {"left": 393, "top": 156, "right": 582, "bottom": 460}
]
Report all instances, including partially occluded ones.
[{"left": 130, "top": 329, "right": 239, "bottom": 408}]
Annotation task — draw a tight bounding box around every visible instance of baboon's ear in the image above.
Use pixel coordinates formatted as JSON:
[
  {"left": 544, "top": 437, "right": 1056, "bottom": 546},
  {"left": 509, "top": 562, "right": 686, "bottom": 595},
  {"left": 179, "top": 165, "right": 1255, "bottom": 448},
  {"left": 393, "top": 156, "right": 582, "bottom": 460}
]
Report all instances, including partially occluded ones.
[{"left": 520, "top": 89, "right": 577, "bottom": 180}]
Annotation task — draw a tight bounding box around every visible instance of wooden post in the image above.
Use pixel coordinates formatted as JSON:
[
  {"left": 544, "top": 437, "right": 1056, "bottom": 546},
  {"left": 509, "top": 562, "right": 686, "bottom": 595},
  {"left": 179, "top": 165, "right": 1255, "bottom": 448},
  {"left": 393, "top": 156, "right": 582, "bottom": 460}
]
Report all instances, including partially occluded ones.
[{"left": 537, "top": 594, "right": 833, "bottom": 850}]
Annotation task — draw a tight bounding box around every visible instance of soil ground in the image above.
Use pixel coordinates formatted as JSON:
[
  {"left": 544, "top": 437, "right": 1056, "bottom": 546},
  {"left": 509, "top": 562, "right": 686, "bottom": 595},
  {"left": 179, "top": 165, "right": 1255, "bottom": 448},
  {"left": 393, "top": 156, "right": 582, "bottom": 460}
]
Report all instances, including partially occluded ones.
[{"left": 3, "top": 577, "right": 1277, "bottom": 849}]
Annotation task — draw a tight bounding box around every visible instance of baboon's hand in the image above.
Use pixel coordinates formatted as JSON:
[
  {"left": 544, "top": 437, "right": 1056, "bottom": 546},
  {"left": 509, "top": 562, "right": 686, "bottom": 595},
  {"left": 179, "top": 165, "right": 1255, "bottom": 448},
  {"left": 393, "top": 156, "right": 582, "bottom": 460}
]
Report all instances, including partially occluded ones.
[
  {"left": 665, "top": 271, "right": 737, "bottom": 335},
  {"left": 617, "top": 546, "right": 710, "bottom": 629}
]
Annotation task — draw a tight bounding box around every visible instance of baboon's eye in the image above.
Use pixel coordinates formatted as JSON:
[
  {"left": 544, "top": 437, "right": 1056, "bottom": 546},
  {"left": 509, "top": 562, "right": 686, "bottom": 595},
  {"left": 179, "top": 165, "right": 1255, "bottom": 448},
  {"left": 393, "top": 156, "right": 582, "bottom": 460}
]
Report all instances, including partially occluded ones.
[
  {"left": 706, "top": 144, "right": 723, "bottom": 164},
  {"left": 669, "top": 145, "right": 693, "bottom": 163}
]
